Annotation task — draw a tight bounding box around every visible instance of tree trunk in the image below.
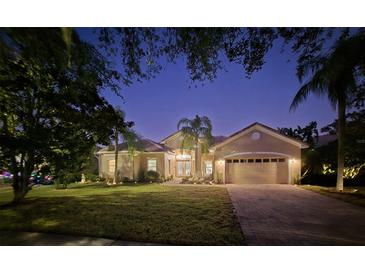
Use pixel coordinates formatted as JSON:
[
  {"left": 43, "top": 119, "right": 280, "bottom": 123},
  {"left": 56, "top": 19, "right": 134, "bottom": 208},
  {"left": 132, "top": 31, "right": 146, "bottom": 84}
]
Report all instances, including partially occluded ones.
[
  {"left": 12, "top": 182, "right": 28, "bottom": 204},
  {"left": 113, "top": 129, "right": 118, "bottom": 185},
  {"left": 336, "top": 98, "right": 346, "bottom": 191},
  {"left": 194, "top": 138, "right": 200, "bottom": 179},
  {"left": 11, "top": 154, "right": 30, "bottom": 204}
]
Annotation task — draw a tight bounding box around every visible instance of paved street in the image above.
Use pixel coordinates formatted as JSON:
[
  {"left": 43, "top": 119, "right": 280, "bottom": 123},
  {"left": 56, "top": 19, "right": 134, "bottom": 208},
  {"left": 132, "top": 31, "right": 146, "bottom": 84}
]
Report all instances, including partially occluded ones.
[{"left": 0, "top": 231, "right": 160, "bottom": 246}]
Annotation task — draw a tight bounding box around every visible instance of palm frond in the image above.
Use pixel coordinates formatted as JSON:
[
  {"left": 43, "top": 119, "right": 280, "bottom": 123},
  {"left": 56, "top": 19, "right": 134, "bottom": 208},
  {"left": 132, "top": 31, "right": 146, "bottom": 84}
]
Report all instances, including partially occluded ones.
[
  {"left": 177, "top": 117, "right": 191, "bottom": 130},
  {"left": 290, "top": 67, "right": 330, "bottom": 111}
]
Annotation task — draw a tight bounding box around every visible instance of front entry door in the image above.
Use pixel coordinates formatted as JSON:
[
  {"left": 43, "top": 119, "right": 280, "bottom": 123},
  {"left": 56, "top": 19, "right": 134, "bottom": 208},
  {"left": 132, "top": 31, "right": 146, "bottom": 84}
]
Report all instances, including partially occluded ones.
[{"left": 177, "top": 161, "right": 191, "bottom": 177}]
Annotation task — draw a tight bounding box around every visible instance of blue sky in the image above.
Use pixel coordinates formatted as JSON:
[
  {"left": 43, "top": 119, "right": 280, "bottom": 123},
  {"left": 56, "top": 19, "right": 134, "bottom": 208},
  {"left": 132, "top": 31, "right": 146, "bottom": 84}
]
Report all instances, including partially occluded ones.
[{"left": 79, "top": 28, "right": 337, "bottom": 141}]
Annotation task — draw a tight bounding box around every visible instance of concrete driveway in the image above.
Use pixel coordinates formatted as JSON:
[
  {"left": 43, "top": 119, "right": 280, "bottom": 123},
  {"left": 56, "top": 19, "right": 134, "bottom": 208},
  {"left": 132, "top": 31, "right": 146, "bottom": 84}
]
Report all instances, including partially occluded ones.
[{"left": 227, "top": 184, "right": 365, "bottom": 245}]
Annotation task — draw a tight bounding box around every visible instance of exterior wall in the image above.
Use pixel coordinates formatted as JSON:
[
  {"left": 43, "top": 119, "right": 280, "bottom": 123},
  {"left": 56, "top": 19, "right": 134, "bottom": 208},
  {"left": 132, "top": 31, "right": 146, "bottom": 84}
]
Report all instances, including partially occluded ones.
[
  {"left": 99, "top": 152, "right": 168, "bottom": 180},
  {"left": 99, "top": 152, "right": 134, "bottom": 179},
  {"left": 135, "top": 152, "right": 166, "bottom": 179},
  {"left": 164, "top": 153, "right": 175, "bottom": 178},
  {"left": 213, "top": 129, "right": 302, "bottom": 184},
  {"left": 201, "top": 153, "right": 215, "bottom": 177},
  {"left": 161, "top": 132, "right": 185, "bottom": 149}
]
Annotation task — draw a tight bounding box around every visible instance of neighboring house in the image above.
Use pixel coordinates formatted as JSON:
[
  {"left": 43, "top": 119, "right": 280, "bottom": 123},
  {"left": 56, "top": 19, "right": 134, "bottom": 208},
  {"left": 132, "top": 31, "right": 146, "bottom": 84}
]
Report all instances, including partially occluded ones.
[{"left": 97, "top": 122, "right": 308, "bottom": 184}]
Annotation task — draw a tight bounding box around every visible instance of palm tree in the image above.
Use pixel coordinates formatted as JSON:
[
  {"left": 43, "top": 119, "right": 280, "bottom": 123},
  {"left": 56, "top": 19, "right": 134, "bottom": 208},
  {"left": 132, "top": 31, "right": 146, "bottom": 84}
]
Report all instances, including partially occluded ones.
[
  {"left": 112, "top": 108, "right": 138, "bottom": 184},
  {"left": 290, "top": 34, "right": 365, "bottom": 191},
  {"left": 177, "top": 115, "right": 213, "bottom": 178}
]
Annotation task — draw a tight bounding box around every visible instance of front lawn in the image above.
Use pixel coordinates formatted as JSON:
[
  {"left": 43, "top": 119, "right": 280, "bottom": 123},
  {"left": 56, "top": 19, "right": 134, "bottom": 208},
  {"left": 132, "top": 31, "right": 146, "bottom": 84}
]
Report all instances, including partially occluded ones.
[
  {"left": 300, "top": 185, "right": 365, "bottom": 208},
  {"left": 0, "top": 183, "right": 244, "bottom": 245}
]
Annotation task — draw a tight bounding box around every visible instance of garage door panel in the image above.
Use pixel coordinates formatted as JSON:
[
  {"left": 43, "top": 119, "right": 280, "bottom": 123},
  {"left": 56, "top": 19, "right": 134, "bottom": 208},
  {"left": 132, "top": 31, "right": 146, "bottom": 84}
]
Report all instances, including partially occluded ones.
[{"left": 226, "top": 159, "right": 288, "bottom": 184}]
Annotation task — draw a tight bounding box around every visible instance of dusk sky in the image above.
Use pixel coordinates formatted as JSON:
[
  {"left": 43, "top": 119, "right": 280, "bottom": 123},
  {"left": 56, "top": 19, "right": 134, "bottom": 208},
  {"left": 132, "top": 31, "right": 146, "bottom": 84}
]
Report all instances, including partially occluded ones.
[{"left": 79, "top": 28, "right": 337, "bottom": 142}]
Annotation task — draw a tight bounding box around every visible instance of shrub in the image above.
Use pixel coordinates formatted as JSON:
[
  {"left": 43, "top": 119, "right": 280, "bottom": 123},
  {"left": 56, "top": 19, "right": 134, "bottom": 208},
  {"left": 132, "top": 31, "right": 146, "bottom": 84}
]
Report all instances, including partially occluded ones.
[
  {"left": 137, "top": 169, "right": 146, "bottom": 183},
  {"left": 122, "top": 176, "right": 131, "bottom": 183},
  {"left": 85, "top": 173, "right": 99, "bottom": 182},
  {"left": 54, "top": 178, "right": 68, "bottom": 189},
  {"left": 98, "top": 177, "right": 106, "bottom": 182},
  {"left": 146, "top": 170, "right": 160, "bottom": 182}
]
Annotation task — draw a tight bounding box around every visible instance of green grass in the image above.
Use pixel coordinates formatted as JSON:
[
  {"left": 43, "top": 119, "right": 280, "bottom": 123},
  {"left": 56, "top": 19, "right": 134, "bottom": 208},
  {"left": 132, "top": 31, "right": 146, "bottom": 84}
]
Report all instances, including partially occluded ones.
[
  {"left": 300, "top": 185, "right": 365, "bottom": 208},
  {"left": 0, "top": 183, "right": 244, "bottom": 245}
]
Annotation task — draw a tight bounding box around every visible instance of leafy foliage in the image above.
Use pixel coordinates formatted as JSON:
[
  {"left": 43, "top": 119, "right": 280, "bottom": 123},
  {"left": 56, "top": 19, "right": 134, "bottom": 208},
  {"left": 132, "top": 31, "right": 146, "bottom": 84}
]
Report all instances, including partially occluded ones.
[
  {"left": 321, "top": 110, "right": 365, "bottom": 167},
  {"left": 98, "top": 28, "right": 360, "bottom": 82},
  {"left": 0, "top": 28, "right": 131, "bottom": 202},
  {"left": 145, "top": 170, "right": 160, "bottom": 182},
  {"left": 278, "top": 121, "right": 319, "bottom": 148},
  {"left": 177, "top": 115, "right": 213, "bottom": 153}
]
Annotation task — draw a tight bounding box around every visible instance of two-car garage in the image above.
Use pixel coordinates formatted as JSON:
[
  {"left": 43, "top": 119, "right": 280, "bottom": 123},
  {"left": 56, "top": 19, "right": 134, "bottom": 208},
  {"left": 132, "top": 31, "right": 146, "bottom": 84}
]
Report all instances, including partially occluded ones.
[
  {"left": 225, "top": 156, "right": 289, "bottom": 184},
  {"left": 211, "top": 123, "right": 307, "bottom": 185}
]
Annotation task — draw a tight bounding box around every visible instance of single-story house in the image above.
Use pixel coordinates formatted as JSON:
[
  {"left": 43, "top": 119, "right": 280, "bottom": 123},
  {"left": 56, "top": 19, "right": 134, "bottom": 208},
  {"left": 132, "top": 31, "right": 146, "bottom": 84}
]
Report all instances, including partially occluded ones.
[{"left": 97, "top": 122, "right": 308, "bottom": 184}]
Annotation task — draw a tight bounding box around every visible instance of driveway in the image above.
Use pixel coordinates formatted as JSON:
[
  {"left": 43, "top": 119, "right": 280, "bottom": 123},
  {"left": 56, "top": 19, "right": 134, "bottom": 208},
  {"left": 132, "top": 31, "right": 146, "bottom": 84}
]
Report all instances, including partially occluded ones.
[{"left": 227, "top": 184, "right": 365, "bottom": 245}]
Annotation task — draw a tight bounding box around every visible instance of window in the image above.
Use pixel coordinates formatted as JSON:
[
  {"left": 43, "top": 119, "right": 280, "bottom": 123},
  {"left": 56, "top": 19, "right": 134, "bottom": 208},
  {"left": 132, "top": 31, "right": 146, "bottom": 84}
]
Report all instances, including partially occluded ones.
[
  {"left": 108, "top": 160, "right": 115, "bottom": 172},
  {"left": 240, "top": 159, "right": 246, "bottom": 163},
  {"left": 255, "top": 159, "right": 262, "bottom": 163},
  {"left": 185, "top": 161, "right": 191, "bottom": 176},
  {"left": 205, "top": 161, "right": 213, "bottom": 175},
  {"left": 233, "top": 159, "right": 239, "bottom": 163},
  {"left": 279, "top": 158, "right": 285, "bottom": 162},
  {"left": 271, "top": 158, "right": 278, "bottom": 162},
  {"left": 248, "top": 159, "right": 254, "bottom": 163},
  {"left": 147, "top": 159, "right": 157, "bottom": 171},
  {"left": 263, "top": 158, "right": 270, "bottom": 163},
  {"left": 177, "top": 161, "right": 184, "bottom": 176},
  {"left": 226, "top": 159, "right": 232, "bottom": 163}
]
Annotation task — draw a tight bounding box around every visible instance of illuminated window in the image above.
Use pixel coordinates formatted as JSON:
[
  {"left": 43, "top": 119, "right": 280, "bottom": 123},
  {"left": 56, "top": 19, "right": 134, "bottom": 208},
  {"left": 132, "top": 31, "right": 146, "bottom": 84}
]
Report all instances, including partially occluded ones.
[
  {"left": 186, "top": 161, "right": 191, "bottom": 176},
  {"left": 108, "top": 160, "right": 115, "bottom": 172},
  {"left": 147, "top": 159, "right": 157, "bottom": 171},
  {"left": 205, "top": 161, "right": 213, "bottom": 175}
]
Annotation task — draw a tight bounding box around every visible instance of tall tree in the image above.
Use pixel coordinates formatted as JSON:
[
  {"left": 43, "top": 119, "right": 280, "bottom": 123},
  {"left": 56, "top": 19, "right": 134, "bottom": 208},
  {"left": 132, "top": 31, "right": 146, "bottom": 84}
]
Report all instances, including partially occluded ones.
[
  {"left": 0, "top": 28, "right": 128, "bottom": 203},
  {"left": 177, "top": 115, "right": 213, "bottom": 178},
  {"left": 278, "top": 121, "right": 319, "bottom": 148},
  {"left": 321, "top": 109, "right": 365, "bottom": 169},
  {"left": 290, "top": 33, "right": 365, "bottom": 191},
  {"left": 111, "top": 108, "right": 137, "bottom": 184}
]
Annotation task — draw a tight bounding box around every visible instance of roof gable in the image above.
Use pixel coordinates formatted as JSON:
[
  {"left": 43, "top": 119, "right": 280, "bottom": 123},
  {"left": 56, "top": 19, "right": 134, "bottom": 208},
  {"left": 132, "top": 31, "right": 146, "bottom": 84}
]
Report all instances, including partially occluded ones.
[
  {"left": 212, "top": 122, "right": 308, "bottom": 149},
  {"left": 160, "top": 130, "right": 182, "bottom": 144}
]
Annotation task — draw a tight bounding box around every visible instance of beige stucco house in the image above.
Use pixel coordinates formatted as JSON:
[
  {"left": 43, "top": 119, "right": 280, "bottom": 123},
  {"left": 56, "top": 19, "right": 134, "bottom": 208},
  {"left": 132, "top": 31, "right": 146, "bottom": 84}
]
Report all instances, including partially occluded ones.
[{"left": 97, "top": 122, "right": 308, "bottom": 184}]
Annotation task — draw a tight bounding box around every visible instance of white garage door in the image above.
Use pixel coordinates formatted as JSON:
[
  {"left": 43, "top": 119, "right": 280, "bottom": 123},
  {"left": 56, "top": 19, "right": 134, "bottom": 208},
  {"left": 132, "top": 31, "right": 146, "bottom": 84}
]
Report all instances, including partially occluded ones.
[{"left": 225, "top": 158, "right": 288, "bottom": 184}]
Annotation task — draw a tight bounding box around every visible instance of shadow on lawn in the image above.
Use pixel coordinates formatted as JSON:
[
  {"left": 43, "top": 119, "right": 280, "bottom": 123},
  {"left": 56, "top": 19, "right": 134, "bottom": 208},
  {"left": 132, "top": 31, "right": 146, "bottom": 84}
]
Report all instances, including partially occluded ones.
[{"left": 0, "top": 187, "right": 244, "bottom": 245}]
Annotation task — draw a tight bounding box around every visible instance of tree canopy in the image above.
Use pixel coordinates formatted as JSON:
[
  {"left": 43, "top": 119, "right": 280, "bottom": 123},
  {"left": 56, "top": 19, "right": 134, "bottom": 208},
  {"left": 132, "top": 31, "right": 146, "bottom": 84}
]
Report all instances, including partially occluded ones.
[{"left": 0, "top": 28, "right": 133, "bottom": 202}]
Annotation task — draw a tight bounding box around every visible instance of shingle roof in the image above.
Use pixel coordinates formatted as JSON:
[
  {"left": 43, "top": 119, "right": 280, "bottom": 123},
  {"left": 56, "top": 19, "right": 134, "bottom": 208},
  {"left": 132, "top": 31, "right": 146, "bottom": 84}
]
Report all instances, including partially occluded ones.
[
  {"left": 98, "top": 138, "right": 174, "bottom": 153},
  {"left": 211, "top": 122, "right": 308, "bottom": 148}
]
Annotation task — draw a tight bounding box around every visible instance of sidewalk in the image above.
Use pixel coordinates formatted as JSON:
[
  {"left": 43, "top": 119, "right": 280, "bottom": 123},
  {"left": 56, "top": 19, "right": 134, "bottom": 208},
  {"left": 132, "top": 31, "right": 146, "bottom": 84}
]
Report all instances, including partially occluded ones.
[{"left": 0, "top": 231, "right": 161, "bottom": 246}]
